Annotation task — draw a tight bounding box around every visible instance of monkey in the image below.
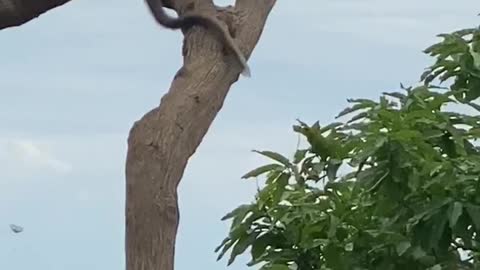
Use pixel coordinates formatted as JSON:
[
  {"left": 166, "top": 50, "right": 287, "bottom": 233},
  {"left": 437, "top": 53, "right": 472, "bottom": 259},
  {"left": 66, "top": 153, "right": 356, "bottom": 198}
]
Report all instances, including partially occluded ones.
[{"left": 145, "top": 0, "right": 251, "bottom": 77}]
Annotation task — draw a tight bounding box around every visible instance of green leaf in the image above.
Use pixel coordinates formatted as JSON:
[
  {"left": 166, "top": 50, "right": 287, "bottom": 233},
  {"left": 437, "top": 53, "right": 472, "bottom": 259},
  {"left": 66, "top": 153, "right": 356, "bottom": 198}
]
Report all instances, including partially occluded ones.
[
  {"left": 227, "top": 232, "right": 259, "bottom": 265},
  {"left": 215, "top": 237, "right": 231, "bottom": 253},
  {"left": 221, "top": 204, "right": 252, "bottom": 221},
  {"left": 242, "top": 164, "right": 284, "bottom": 179},
  {"left": 466, "top": 204, "right": 480, "bottom": 230},
  {"left": 262, "top": 264, "right": 290, "bottom": 270},
  {"left": 411, "top": 246, "right": 427, "bottom": 260},
  {"left": 383, "top": 91, "right": 407, "bottom": 101},
  {"left": 272, "top": 173, "right": 290, "bottom": 204},
  {"left": 216, "top": 238, "right": 235, "bottom": 261},
  {"left": 428, "top": 264, "right": 442, "bottom": 270},
  {"left": 293, "top": 149, "right": 308, "bottom": 164},
  {"left": 250, "top": 234, "right": 271, "bottom": 261},
  {"left": 253, "top": 150, "right": 292, "bottom": 167},
  {"left": 324, "top": 244, "right": 347, "bottom": 270},
  {"left": 327, "top": 215, "right": 340, "bottom": 238},
  {"left": 336, "top": 100, "right": 376, "bottom": 118},
  {"left": 427, "top": 211, "right": 449, "bottom": 251},
  {"left": 320, "top": 122, "right": 344, "bottom": 133},
  {"left": 265, "top": 170, "right": 283, "bottom": 185},
  {"left": 346, "top": 111, "right": 369, "bottom": 124},
  {"left": 326, "top": 159, "right": 342, "bottom": 181},
  {"left": 396, "top": 241, "right": 411, "bottom": 256},
  {"left": 448, "top": 202, "right": 463, "bottom": 228}
]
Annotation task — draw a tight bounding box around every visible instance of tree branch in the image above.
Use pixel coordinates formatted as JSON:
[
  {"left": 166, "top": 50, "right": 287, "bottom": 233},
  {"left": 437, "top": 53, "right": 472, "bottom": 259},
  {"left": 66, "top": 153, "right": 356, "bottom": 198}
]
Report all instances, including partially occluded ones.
[{"left": 0, "top": 0, "right": 72, "bottom": 30}]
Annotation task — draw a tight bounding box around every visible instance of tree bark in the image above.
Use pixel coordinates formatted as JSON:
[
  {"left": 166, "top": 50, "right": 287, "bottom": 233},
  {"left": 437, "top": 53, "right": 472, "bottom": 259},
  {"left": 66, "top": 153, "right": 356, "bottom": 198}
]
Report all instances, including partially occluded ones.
[
  {"left": 125, "top": 0, "right": 276, "bottom": 270},
  {"left": 0, "top": 0, "right": 72, "bottom": 30}
]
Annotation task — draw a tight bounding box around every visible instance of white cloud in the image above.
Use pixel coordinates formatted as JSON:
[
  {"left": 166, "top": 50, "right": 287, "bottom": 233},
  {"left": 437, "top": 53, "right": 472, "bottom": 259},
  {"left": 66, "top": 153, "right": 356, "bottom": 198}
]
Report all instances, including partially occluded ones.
[{"left": 1, "top": 139, "right": 72, "bottom": 175}]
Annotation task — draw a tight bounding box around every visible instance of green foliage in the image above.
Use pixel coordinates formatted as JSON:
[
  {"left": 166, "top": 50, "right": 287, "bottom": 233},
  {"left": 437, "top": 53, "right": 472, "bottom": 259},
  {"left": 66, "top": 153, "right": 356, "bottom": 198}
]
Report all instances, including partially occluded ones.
[
  {"left": 216, "top": 24, "right": 480, "bottom": 269},
  {"left": 422, "top": 27, "right": 480, "bottom": 102}
]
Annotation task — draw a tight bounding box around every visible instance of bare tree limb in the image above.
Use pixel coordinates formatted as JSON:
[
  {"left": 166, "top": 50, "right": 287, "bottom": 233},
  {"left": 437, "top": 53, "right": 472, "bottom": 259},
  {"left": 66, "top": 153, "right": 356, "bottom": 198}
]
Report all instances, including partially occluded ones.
[
  {"left": 0, "top": 0, "right": 72, "bottom": 30},
  {"left": 125, "top": 0, "right": 276, "bottom": 269}
]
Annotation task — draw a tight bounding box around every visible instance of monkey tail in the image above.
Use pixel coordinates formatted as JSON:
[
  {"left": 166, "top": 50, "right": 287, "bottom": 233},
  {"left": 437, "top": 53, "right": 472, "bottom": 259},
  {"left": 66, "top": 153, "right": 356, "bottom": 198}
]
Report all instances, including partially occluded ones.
[
  {"left": 145, "top": 0, "right": 251, "bottom": 77},
  {"left": 145, "top": 0, "right": 185, "bottom": 29}
]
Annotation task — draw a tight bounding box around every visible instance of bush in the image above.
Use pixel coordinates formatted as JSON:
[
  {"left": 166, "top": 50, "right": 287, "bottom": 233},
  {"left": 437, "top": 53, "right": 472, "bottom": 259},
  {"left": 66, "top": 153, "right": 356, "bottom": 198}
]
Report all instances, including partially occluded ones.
[{"left": 216, "top": 23, "right": 480, "bottom": 270}]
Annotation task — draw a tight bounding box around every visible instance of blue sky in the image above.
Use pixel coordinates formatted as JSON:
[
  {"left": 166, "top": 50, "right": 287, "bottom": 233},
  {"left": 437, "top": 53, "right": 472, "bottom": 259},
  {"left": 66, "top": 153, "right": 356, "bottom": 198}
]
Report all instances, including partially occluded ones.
[{"left": 0, "top": 0, "right": 478, "bottom": 269}]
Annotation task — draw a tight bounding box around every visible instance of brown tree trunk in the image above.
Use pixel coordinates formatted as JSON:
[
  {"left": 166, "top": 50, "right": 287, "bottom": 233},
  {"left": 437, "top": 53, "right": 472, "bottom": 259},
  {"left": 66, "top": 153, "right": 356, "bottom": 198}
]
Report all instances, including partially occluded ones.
[
  {"left": 0, "top": 0, "right": 72, "bottom": 30},
  {"left": 125, "top": 0, "right": 276, "bottom": 269}
]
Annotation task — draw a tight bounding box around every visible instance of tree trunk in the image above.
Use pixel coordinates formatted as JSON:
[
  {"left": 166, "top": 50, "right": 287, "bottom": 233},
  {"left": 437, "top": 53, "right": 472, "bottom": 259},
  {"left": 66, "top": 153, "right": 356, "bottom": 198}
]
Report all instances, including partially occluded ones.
[
  {"left": 125, "top": 0, "right": 276, "bottom": 269},
  {"left": 0, "top": 0, "right": 72, "bottom": 30}
]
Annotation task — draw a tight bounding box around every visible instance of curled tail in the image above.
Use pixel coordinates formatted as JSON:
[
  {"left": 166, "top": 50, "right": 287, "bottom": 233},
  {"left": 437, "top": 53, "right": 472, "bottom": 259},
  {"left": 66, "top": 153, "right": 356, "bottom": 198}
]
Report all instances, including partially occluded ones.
[{"left": 145, "top": 0, "right": 250, "bottom": 77}]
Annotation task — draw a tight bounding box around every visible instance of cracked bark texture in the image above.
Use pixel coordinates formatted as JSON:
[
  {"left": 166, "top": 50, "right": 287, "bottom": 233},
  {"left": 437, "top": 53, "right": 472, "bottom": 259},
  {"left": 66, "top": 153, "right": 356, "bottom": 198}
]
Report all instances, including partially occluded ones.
[
  {"left": 1, "top": 0, "right": 277, "bottom": 269},
  {"left": 0, "top": 0, "right": 72, "bottom": 29}
]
